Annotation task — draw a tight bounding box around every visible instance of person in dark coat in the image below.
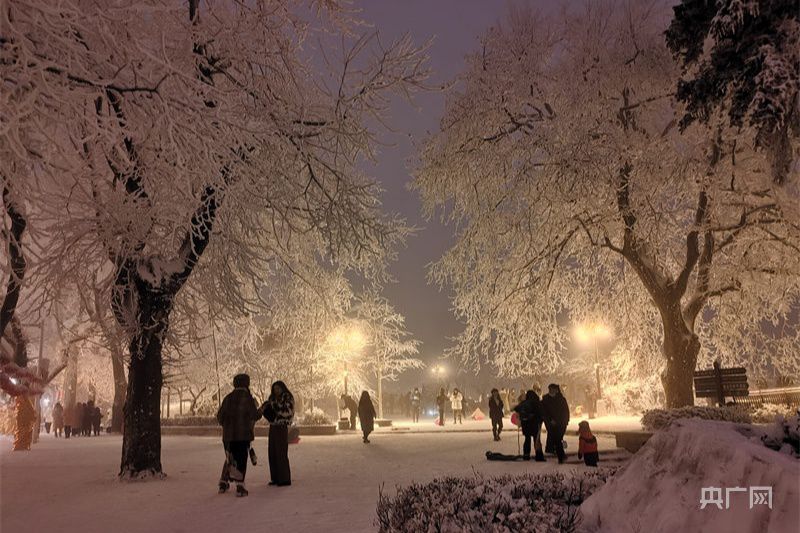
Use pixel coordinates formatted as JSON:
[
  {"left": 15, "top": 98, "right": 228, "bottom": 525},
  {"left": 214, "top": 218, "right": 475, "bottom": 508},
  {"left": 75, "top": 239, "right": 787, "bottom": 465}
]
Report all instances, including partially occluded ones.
[
  {"left": 435, "top": 388, "right": 447, "bottom": 426},
  {"left": 83, "top": 400, "right": 94, "bottom": 436},
  {"left": 52, "top": 402, "right": 64, "bottom": 438},
  {"left": 92, "top": 405, "right": 102, "bottom": 436},
  {"left": 513, "top": 390, "right": 546, "bottom": 461},
  {"left": 341, "top": 394, "right": 358, "bottom": 431},
  {"left": 541, "top": 384, "right": 570, "bottom": 463},
  {"left": 261, "top": 380, "right": 294, "bottom": 487},
  {"left": 357, "top": 391, "right": 376, "bottom": 443},
  {"left": 410, "top": 388, "right": 421, "bottom": 423},
  {"left": 74, "top": 402, "right": 84, "bottom": 437},
  {"left": 488, "top": 388, "right": 504, "bottom": 441},
  {"left": 217, "top": 373, "right": 260, "bottom": 496}
]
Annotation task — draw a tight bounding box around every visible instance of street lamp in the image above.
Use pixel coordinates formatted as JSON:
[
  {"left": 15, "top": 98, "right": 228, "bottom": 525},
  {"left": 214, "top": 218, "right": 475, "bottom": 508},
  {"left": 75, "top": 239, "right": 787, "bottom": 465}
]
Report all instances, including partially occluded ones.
[
  {"left": 574, "top": 323, "right": 612, "bottom": 399},
  {"left": 431, "top": 364, "right": 447, "bottom": 388}
]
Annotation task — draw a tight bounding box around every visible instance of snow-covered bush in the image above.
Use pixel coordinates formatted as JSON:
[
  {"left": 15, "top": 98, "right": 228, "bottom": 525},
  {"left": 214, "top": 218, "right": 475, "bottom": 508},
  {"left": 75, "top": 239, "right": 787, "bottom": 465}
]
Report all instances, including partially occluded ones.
[
  {"left": 641, "top": 406, "right": 751, "bottom": 431},
  {"left": 160, "top": 416, "right": 217, "bottom": 427},
  {"left": 300, "top": 408, "right": 333, "bottom": 426},
  {"left": 376, "top": 470, "right": 615, "bottom": 532},
  {"left": 750, "top": 403, "right": 799, "bottom": 423},
  {"left": 761, "top": 413, "right": 800, "bottom": 458}
]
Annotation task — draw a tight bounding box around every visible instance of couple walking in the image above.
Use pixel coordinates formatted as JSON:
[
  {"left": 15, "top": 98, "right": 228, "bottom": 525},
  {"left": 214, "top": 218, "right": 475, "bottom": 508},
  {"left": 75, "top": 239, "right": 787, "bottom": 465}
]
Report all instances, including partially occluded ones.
[{"left": 216, "top": 374, "right": 294, "bottom": 497}]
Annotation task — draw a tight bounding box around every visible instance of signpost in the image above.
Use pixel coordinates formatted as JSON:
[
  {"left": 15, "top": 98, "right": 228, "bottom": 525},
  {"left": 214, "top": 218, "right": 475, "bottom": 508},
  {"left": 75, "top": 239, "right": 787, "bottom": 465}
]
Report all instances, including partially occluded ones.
[{"left": 693, "top": 361, "right": 749, "bottom": 406}]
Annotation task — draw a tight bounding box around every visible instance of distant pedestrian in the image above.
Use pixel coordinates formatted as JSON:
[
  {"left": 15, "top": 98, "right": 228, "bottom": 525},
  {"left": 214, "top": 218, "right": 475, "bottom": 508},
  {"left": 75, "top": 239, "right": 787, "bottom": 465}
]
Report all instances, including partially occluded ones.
[
  {"left": 358, "top": 391, "right": 376, "bottom": 443},
  {"left": 217, "top": 373, "right": 261, "bottom": 497},
  {"left": 436, "top": 388, "right": 447, "bottom": 426},
  {"left": 488, "top": 389, "right": 504, "bottom": 441},
  {"left": 542, "top": 384, "right": 569, "bottom": 463},
  {"left": 261, "top": 380, "right": 294, "bottom": 487},
  {"left": 83, "top": 400, "right": 94, "bottom": 436},
  {"left": 74, "top": 402, "right": 85, "bottom": 437},
  {"left": 52, "top": 402, "right": 64, "bottom": 438},
  {"left": 450, "top": 388, "right": 463, "bottom": 424},
  {"left": 341, "top": 394, "right": 358, "bottom": 430},
  {"left": 578, "top": 421, "right": 599, "bottom": 467},
  {"left": 92, "top": 406, "right": 103, "bottom": 436},
  {"left": 411, "top": 388, "right": 421, "bottom": 423},
  {"left": 583, "top": 385, "right": 596, "bottom": 419},
  {"left": 513, "top": 390, "right": 545, "bottom": 461}
]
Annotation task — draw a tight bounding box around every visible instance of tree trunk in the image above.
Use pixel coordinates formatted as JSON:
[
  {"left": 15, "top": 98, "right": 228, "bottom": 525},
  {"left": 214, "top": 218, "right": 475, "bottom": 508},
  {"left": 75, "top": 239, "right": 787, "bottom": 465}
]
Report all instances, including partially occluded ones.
[
  {"left": 110, "top": 342, "right": 127, "bottom": 433},
  {"left": 119, "top": 291, "right": 172, "bottom": 478},
  {"left": 660, "top": 309, "right": 700, "bottom": 408}
]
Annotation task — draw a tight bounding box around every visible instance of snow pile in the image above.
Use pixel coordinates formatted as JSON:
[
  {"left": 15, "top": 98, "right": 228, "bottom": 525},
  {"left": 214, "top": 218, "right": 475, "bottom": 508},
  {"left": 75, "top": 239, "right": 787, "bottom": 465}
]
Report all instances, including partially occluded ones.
[
  {"left": 761, "top": 413, "right": 800, "bottom": 457},
  {"left": 751, "top": 403, "right": 799, "bottom": 424},
  {"left": 376, "top": 470, "right": 614, "bottom": 533},
  {"left": 640, "top": 406, "right": 750, "bottom": 430},
  {"left": 578, "top": 419, "right": 800, "bottom": 532}
]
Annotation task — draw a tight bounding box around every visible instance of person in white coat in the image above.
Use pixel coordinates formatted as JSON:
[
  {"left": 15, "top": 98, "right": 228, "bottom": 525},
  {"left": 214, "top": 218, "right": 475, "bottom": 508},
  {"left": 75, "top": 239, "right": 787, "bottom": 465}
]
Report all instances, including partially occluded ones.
[{"left": 450, "top": 388, "right": 464, "bottom": 424}]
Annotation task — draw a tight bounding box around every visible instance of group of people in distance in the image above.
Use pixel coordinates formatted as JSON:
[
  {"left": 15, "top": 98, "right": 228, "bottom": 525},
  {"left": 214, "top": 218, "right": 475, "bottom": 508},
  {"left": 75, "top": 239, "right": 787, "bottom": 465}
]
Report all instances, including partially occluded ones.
[
  {"left": 49, "top": 399, "right": 103, "bottom": 438},
  {"left": 490, "top": 383, "right": 599, "bottom": 467},
  {"left": 216, "top": 374, "right": 294, "bottom": 497},
  {"left": 339, "top": 391, "right": 377, "bottom": 444}
]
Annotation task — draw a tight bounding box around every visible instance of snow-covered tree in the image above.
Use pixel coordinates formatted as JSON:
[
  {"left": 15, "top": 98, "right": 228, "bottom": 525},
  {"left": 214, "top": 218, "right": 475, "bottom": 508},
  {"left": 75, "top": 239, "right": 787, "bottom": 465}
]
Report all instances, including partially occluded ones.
[
  {"left": 353, "top": 291, "right": 422, "bottom": 418},
  {"left": 4, "top": 0, "right": 428, "bottom": 476},
  {"left": 414, "top": 1, "right": 800, "bottom": 408},
  {"left": 665, "top": 0, "right": 799, "bottom": 184}
]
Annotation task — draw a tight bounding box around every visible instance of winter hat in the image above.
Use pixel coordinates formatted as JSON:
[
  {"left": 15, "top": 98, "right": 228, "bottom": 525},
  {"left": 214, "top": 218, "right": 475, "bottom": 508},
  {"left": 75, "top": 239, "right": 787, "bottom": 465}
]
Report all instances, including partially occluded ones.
[{"left": 233, "top": 374, "right": 250, "bottom": 388}]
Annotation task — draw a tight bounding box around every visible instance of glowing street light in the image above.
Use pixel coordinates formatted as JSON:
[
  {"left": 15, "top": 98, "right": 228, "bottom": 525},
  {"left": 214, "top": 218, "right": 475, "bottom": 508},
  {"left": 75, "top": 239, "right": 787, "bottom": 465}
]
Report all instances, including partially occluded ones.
[
  {"left": 431, "top": 364, "right": 447, "bottom": 388},
  {"left": 574, "top": 323, "right": 613, "bottom": 399}
]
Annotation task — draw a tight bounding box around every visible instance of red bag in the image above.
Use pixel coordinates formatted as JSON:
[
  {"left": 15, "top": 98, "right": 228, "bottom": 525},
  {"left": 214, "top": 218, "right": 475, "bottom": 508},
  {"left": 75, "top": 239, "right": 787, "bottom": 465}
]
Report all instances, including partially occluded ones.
[{"left": 510, "top": 412, "right": 520, "bottom": 426}]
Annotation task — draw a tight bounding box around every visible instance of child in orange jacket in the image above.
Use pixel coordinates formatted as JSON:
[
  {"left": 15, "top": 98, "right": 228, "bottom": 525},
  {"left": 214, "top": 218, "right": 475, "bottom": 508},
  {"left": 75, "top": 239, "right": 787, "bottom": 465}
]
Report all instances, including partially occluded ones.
[{"left": 578, "top": 420, "right": 599, "bottom": 467}]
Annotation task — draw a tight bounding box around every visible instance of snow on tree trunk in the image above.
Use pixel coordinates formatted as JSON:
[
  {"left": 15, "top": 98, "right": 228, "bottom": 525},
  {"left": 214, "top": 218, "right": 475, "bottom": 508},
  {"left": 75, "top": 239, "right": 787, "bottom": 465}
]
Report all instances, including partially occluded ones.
[
  {"left": 119, "top": 286, "right": 172, "bottom": 478},
  {"left": 659, "top": 309, "right": 700, "bottom": 408},
  {"left": 110, "top": 343, "right": 127, "bottom": 434}
]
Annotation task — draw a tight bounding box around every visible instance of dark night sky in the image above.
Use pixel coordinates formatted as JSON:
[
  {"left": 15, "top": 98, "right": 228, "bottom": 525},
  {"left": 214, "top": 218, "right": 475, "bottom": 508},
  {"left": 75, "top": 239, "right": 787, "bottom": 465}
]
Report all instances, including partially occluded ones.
[{"left": 346, "top": 1, "right": 506, "bottom": 388}]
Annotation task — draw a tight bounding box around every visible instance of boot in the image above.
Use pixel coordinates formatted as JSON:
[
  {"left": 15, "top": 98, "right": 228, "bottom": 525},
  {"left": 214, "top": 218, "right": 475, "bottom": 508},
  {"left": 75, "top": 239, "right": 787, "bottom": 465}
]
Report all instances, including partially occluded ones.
[
  {"left": 236, "top": 484, "right": 248, "bottom": 497},
  {"left": 218, "top": 481, "right": 229, "bottom": 494},
  {"left": 535, "top": 450, "right": 545, "bottom": 462}
]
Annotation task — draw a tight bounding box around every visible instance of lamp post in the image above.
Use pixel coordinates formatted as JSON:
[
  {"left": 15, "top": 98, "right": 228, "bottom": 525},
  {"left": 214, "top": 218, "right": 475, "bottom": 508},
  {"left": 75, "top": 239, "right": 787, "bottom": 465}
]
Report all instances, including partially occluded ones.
[{"left": 574, "top": 324, "right": 611, "bottom": 399}]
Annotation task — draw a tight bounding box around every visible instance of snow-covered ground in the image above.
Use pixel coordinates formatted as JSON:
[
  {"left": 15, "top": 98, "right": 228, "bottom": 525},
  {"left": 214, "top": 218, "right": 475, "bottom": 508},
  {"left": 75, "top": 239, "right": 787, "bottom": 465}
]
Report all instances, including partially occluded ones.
[{"left": 1, "top": 431, "right": 626, "bottom": 533}]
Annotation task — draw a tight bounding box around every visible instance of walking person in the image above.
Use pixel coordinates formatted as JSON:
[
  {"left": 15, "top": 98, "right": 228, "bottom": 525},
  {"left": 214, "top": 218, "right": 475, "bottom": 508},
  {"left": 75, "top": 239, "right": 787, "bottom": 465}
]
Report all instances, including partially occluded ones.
[
  {"left": 513, "top": 390, "right": 546, "bottom": 461},
  {"left": 410, "top": 388, "right": 421, "bottom": 423},
  {"left": 542, "top": 384, "right": 570, "bottom": 463},
  {"left": 217, "top": 373, "right": 261, "bottom": 497},
  {"left": 261, "top": 380, "right": 294, "bottom": 487},
  {"left": 357, "top": 391, "right": 376, "bottom": 443},
  {"left": 341, "top": 393, "right": 358, "bottom": 431},
  {"left": 488, "top": 388, "right": 504, "bottom": 441},
  {"left": 450, "top": 388, "right": 463, "bottom": 424},
  {"left": 92, "top": 405, "right": 102, "bottom": 436},
  {"left": 435, "top": 388, "right": 447, "bottom": 426},
  {"left": 578, "top": 421, "right": 600, "bottom": 467},
  {"left": 52, "top": 402, "right": 64, "bottom": 438},
  {"left": 74, "top": 402, "right": 84, "bottom": 437},
  {"left": 82, "top": 400, "right": 93, "bottom": 436}
]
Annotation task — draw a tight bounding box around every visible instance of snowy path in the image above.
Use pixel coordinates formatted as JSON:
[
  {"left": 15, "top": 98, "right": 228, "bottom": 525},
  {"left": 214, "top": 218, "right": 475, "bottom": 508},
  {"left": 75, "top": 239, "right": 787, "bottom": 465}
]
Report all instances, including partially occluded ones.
[{"left": 1, "top": 431, "right": 627, "bottom": 533}]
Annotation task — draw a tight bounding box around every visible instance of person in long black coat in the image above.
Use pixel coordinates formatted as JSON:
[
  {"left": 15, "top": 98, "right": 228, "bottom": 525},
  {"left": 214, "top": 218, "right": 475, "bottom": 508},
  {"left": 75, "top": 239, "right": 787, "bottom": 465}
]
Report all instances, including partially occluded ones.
[
  {"left": 513, "top": 390, "right": 546, "bottom": 461},
  {"left": 261, "top": 380, "right": 294, "bottom": 487},
  {"left": 357, "top": 391, "right": 376, "bottom": 443},
  {"left": 217, "top": 373, "right": 261, "bottom": 496},
  {"left": 436, "top": 388, "right": 447, "bottom": 426},
  {"left": 541, "top": 384, "right": 570, "bottom": 463},
  {"left": 488, "top": 388, "right": 504, "bottom": 441}
]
